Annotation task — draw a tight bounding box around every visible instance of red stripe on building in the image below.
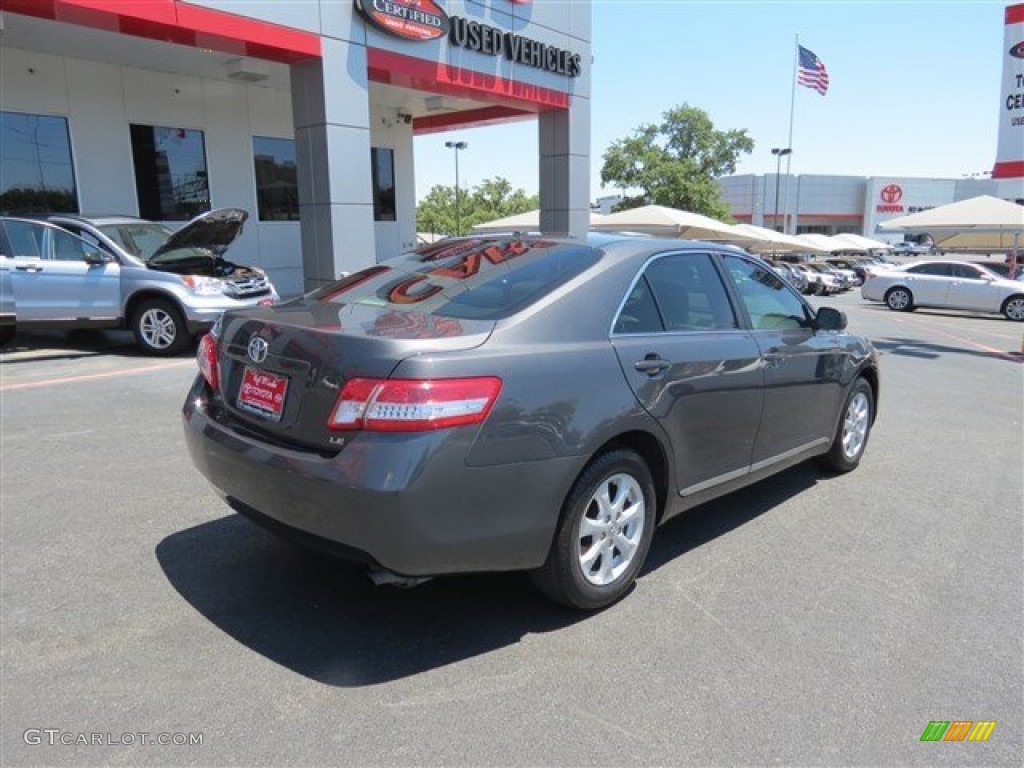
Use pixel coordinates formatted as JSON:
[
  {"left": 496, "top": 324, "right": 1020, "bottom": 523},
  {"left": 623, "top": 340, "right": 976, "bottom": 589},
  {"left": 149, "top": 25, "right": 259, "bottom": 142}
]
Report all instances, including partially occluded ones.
[
  {"left": 1006, "top": 4, "right": 1024, "bottom": 24},
  {"left": 414, "top": 106, "right": 535, "bottom": 135},
  {"left": 0, "top": 0, "right": 321, "bottom": 62},
  {"left": 992, "top": 160, "right": 1024, "bottom": 179},
  {"left": 367, "top": 48, "right": 570, "bottom": 112}
]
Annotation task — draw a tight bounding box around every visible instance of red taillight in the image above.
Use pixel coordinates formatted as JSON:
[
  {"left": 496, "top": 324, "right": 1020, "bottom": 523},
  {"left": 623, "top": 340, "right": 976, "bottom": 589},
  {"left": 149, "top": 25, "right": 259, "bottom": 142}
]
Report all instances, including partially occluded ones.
[
  {"left": 197, "top": 333, "right": 220, "bottom": 391},
  {"left": 328, "top": 377, "right": 502, "bottom": 432}
]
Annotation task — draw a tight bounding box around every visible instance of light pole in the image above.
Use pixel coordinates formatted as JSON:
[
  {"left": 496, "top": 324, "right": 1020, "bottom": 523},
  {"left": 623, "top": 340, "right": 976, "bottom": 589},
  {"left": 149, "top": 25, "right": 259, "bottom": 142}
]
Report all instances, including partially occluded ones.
[
  {"left": 444, "top": 140, "right": 468, "bottom": 235},
  {"left": 771, "top": 147, "right": 792, "bottom": 233}
]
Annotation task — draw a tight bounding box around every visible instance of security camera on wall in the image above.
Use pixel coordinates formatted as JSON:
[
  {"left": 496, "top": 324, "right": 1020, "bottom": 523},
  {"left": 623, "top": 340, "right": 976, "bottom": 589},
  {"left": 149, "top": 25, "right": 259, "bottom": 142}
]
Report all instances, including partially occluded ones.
[{"left": 398, "top": 112, "right": 413, "bottom": 125}]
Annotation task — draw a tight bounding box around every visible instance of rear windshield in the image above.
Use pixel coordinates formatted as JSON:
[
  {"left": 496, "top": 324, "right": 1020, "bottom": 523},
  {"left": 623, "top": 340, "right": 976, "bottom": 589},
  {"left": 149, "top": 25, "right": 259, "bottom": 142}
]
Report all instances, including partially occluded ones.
[{"left": 308, "top": 238, "right": 601, "bottom": 320}]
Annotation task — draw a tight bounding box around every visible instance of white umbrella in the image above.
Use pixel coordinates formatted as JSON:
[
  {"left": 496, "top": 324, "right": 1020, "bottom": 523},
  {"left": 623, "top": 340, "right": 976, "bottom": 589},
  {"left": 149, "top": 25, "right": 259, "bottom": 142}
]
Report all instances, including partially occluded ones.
[{"left": 590, "top": 205, "right": 760, "bottom": 243}]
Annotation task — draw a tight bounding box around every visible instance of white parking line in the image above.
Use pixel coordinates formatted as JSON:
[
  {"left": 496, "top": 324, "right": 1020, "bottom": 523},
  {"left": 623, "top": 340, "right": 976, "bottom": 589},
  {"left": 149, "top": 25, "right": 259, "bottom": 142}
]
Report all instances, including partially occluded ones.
[{"left": 0, "top": 360, "right": 195, "bottom": 392}]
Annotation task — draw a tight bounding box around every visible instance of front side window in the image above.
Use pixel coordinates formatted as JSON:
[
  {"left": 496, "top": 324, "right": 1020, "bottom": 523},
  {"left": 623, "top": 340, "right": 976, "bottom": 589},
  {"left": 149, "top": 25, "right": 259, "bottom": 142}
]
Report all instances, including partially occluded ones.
[
  {"left": 50, "top": 227, "right": 96, "bottom": 262},
  {"left": 951, "top": 264, "right": 985, "bottom": 280},
  {"left": 253, "top": 137, "right": 298, "bottom": 221},
  {"left": 371, "top": 147, "right": 396, "bottom": 222},
  {"left": 0, "top": 111, "right": 79, "bottom": 214},
  {"left": 722, "top": 254, "right": 813, "bottom": 330},
  {"left": 130, "top": 124, "right": 209, "bottom": 220}
]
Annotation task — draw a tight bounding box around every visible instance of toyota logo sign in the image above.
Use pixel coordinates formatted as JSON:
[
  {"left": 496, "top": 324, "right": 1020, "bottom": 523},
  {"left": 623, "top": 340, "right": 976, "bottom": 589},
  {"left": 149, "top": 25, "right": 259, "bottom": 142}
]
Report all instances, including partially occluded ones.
[
  {"left": 880, "top": 184, "right": 903, "bottom": 204},
  {"left": 248, "top": 336, "right": 269, "bottom": 364}
]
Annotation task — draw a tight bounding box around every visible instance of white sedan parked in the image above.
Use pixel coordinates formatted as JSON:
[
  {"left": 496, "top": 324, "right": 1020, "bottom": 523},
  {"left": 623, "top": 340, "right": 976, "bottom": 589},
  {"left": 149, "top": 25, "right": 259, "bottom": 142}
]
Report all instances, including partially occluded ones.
[{"left": 861, "top": 260, "right": 1024, "bottom": 321}]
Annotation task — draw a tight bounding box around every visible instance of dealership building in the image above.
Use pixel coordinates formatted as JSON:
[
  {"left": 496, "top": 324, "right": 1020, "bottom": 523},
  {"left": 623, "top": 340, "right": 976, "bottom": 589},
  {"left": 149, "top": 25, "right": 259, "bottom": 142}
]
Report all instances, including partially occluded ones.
[
  {"left": 717, "top": 174, "right": 1024, "bottom": 243},
  {"left": 0, "top": 0, "right": 592, "bottom": 295}
]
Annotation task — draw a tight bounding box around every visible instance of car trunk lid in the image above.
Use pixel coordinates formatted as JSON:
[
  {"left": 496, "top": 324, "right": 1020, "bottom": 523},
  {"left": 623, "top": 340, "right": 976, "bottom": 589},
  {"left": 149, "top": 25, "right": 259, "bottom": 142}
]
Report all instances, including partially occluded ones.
[{"left": 214, "top": 298, "right": 494, "bottom": 452}]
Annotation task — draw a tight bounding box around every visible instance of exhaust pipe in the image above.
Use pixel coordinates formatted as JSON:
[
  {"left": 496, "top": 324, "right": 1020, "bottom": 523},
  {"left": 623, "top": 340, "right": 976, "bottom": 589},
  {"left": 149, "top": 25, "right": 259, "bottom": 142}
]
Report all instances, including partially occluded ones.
[{"left": 367, "top": 567, "right": 432, "bottom": 589}]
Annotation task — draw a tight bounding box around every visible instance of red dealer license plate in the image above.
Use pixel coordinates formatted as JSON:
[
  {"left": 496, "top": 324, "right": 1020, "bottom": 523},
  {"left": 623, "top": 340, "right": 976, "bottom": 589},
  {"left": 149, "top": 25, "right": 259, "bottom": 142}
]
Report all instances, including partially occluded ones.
[{"left": 238, "top": 367, "right": 288, "bottom": 421}]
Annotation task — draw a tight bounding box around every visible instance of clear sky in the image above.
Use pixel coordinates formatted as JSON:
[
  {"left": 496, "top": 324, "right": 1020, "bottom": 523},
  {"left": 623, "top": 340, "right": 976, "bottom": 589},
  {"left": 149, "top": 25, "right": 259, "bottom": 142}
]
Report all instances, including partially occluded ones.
[{"left": 413, "top": 0, "right": 1005, "bottom": 202}]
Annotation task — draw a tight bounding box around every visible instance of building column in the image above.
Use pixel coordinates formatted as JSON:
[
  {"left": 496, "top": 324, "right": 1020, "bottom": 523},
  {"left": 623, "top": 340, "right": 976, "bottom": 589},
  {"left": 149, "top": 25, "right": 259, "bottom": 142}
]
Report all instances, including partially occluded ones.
[
  {"left": 290, "top": 38, "right": 375, "bottom": 292},
  {"left": 538, "top": 97, "right": 590, "bottom": 239}
]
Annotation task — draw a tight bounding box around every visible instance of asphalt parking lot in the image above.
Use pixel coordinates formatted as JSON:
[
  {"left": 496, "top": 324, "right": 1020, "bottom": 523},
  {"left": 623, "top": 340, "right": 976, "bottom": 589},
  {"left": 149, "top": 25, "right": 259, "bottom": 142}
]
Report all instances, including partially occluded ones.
[{"left": 2, "top": 291, "right": 1021, "bottom": 767}]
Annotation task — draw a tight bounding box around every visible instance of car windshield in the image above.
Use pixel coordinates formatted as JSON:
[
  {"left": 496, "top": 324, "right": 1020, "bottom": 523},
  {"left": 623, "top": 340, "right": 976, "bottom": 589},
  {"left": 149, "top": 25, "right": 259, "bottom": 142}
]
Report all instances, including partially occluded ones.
[
  {"left": 97, "top": 222, "right": 174, "bottom": 261},
  {"left": 308, "top": 238, "right": 602, "bottom": 321}
]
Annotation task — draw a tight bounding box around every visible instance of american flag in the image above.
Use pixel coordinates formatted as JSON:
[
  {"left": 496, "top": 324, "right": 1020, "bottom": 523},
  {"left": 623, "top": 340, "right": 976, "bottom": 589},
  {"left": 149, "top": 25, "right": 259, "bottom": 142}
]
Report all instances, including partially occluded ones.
[{"left": 797, "top": 45, "right": 829, "bottom": 96}]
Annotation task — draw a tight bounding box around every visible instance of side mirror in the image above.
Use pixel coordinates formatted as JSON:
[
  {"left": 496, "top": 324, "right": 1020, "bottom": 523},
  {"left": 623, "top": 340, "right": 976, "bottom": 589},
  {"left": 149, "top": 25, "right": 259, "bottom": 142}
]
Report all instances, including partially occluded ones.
[
  {"left": 84, "top": 250, "right": 113, "bottom": 266},
  {"left": 816, "top": 306, "right": 847, "bottom": 331}
]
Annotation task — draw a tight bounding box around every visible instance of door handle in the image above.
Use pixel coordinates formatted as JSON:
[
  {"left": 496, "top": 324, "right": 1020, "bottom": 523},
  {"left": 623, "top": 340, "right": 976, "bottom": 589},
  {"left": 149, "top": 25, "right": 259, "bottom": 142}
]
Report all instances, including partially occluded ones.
[
  {"left": 762, "top": 350, "right": 784, "bottom": 369},
  {"left": 634, "top": 356, "right": 671, "bottom": 376},
  {"left": 15, "top": 265, "right": 43, "bottom": 272}
]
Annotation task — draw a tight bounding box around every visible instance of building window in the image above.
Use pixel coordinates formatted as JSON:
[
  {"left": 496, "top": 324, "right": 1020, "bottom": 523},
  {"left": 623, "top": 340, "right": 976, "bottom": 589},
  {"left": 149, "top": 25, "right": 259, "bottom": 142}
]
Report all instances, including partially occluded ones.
[
  {"left": 0, "top": 111, "right": 78, "bottom": 214},
  {"left": 130, "top": 124, "right": 210, "bottom": 220},
  {"left": 253, "top": 137, "right": 299, "bottom": 221},
  {"left": 371, "top": 147, "right": 396, "bottom": 222}
]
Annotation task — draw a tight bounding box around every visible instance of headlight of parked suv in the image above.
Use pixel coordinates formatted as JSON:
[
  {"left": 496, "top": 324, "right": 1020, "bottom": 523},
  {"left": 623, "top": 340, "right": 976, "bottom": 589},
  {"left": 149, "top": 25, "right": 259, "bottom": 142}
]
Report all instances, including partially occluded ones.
[{"left": 182, "top": 275, "right": 225, "bottom": 295}]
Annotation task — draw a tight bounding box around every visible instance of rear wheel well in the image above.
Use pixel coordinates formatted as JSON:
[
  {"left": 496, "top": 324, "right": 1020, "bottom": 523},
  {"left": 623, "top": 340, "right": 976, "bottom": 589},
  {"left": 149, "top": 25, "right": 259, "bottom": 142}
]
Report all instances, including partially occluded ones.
[{"left": 588, "top": 431, "right": 669, "bottom": 524}]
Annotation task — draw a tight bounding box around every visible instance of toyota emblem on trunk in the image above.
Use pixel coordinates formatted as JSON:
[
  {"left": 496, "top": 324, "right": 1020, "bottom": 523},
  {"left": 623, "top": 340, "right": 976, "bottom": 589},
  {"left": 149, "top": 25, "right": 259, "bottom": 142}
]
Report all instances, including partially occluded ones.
[{"left": 248, "top": 336, "right": 269, "bottom": 364}]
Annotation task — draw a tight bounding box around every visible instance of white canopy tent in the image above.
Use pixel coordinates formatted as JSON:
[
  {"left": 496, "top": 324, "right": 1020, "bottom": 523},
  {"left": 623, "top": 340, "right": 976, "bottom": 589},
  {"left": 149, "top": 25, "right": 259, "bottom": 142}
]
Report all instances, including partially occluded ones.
[
  {"left": 832, "top": 233, "right": 894, "bottom": 252},
  {"left": 589, "top": 205, "right": 760, "bottom": 244},
  {"left": 794, "top": 233, "right": 850, "bottom": 253},
  {"left": 731, "top": 223, "right": 828, "bottom": 254},
  {"left": 471, "top": 209, "right": 606, "bottom": 234},
  {"left": 878, "top": 195, "right": 1024, "bottom": 252}
]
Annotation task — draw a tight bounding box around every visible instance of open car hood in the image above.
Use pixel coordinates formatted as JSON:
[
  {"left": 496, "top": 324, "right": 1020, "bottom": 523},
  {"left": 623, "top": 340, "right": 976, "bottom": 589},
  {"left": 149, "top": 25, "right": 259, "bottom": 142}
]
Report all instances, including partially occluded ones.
[{"left": 149, "top": 208, "right": 247, "bottom": 262}]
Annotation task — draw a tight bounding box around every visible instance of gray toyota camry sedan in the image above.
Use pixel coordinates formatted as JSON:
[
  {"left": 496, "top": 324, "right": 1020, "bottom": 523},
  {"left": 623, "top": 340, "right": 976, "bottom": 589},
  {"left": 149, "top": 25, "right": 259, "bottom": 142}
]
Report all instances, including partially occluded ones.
[{"left": 184, "top": 234, "right": 879, "bottom": 610}]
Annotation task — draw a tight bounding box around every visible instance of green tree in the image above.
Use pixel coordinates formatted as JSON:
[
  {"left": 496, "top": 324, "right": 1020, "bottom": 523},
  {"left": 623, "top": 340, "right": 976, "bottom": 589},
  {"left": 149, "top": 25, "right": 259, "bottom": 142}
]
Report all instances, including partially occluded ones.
[
  {"left": 417, "top": 176, "right": 538, "bottom": 237},
  {"left": 600, "top": 104, "right": 754, "bottom": 220}
]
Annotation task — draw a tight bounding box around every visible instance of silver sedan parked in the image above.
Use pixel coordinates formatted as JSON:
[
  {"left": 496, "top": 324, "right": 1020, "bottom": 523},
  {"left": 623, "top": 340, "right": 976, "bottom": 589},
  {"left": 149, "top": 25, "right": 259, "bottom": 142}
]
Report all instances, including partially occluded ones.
[
  {"left": 861, "top": 260, "right": 1024, "bottom": 321},
  {"left": 184, "top": 235, "right": 880, "bottom": 610}
]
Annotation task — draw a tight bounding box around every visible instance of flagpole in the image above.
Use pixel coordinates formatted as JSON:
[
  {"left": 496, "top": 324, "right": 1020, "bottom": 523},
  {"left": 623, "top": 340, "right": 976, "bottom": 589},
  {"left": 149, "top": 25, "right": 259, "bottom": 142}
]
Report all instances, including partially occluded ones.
[{"left": 783, "top": 33, "right": 798, "bottom": 234}]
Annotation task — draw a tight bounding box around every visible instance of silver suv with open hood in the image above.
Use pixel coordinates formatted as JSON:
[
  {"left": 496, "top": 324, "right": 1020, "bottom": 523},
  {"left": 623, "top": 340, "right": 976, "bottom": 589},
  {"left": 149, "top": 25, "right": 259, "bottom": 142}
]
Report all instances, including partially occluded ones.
[{"left": 0, "top": 208, "right": 277, "bottom": 354}]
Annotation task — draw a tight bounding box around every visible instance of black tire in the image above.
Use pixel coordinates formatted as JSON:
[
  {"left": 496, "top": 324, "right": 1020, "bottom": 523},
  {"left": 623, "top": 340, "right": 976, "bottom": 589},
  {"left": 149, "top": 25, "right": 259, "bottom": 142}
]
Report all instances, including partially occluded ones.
[
  {"left": 131, "top": 297, "right": 191, "bottom": 356},
  {"left": 531, "top": 449, "right": 656, "bottom": 611},
  {"left": 1000, "top": 295, "right": 1024, "bottom": 322},
  {"left": 0, "top": 324, "right": 14, "bottom": 346},
  {"left": 884, "top": 286, "right": 914, "bottom": 312},
  {"left": 819, "top": 378, "right": 874, "bottom": 473}
]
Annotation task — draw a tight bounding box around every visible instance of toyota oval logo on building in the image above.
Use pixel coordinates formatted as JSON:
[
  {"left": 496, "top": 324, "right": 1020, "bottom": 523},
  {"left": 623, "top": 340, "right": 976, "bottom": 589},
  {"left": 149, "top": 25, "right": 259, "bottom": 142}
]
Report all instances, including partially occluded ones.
[
  {"left": 248, "top": 336, "right": 269, "bottom": 364},
  {"left": 1010, "top": 41, "right": 1024, "bottom": 59},
  {"left": 354, "top": 0, "right": 450, "bottom": 41},
  {"left": 880, "top": 184, "right": 904, "bottom": 204}
]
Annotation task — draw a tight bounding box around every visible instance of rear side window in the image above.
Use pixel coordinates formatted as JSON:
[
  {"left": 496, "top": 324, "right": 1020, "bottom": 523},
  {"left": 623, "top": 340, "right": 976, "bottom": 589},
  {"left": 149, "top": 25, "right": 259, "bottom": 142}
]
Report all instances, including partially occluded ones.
[
  {"left": 644, "top": 253, "right": 738, "bottom": 331},
  {"left": 2, "top": 220, "right": 45, "bottom": 258},
  {"left": 907, "top": 263, "right": 953, "bottom": 277},
  {"left": 309, "top": 239, "right": 601, "bottom": 321}
]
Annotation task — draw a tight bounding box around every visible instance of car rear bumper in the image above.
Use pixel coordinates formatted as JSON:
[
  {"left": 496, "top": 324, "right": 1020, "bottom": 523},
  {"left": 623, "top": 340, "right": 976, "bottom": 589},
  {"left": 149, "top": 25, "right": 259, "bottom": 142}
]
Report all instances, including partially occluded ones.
[{"left": 182, "top": 377, "right": 576, "bottom": 576}]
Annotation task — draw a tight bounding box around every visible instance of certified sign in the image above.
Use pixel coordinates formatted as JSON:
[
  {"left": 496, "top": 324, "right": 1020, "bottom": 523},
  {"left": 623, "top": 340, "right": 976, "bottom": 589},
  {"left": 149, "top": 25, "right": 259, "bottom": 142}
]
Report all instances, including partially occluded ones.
[{"left": 355, "top": 0, "right": 450, "bottom": 41}]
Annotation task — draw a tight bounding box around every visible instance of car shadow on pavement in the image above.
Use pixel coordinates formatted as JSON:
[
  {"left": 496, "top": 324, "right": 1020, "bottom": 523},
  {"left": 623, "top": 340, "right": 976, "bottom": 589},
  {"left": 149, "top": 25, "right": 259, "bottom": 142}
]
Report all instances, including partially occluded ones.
[
  {"left": 873, "top": 336, "right": 1023, "bottom": 362},
  {"left": 0, "top": 329, "right": 146, "bottom": 362},
  {"left": 642, "top": 462, "right": 820, "bottom": 574},
  {"left": 156, "top": 463, "right": 823, "bottom": 687}
]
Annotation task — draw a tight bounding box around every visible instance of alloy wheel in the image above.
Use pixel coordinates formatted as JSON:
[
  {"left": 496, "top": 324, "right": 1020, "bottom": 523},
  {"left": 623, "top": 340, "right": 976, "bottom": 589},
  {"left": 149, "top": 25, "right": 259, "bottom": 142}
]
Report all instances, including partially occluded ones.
[{"left": 576, "top": 473, "right": 646, "bottom": 587}]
